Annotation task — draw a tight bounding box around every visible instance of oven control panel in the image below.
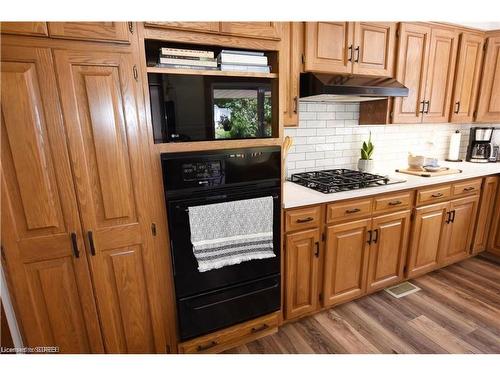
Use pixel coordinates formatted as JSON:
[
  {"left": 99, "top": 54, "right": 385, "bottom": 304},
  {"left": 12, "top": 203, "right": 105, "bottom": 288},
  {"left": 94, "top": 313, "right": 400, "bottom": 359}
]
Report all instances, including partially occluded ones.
[{"left": 182, "top": 161, "right": 223, "bottom": 182}]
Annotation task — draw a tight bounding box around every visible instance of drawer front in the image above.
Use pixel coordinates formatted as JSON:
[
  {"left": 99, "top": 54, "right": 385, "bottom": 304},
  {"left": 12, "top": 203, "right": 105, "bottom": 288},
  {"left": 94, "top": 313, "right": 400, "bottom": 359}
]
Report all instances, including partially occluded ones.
[
  {"left": 285, "top": 206, "right": 321, "bottom": 232},
  {"left": 417, "top": 185, "right": 452, "bottom": 205},
  {"left": 178, "top": 312, "right": 279, "bottom": 354},
  {"left": 327, "top": 198, "right": 372, "bottom": 223},
  {"left": 374, "top": 191, "right": 413, "bottom": 213},
  {"left": 452, "top": 179, "right": 482, "bottom": 197}
]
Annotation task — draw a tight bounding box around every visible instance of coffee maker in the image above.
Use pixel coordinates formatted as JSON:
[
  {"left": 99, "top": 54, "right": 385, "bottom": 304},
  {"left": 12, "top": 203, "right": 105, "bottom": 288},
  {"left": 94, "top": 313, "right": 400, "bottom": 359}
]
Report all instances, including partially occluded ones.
[{"left": 466, "top": 127, "right": 493, "bottom": 163}]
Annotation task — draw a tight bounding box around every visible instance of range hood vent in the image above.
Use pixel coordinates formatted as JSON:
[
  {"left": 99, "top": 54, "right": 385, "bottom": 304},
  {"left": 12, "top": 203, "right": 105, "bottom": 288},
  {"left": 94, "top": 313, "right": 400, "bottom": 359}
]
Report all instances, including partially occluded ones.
[{"left": 300, "top": 73, "right": 409, "bottom": 102}]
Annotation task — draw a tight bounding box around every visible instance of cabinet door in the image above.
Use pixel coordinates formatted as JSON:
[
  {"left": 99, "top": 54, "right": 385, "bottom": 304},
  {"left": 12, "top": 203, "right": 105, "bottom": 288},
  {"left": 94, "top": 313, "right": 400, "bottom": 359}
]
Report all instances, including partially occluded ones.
[
  {"left": 282, "top": 22, "right": 303, "bottom": 127},
  {"left": 323, "top": 218, "right": 371, "bottom": 307},
  {"left": 407, "top": 202, "right": 449, "bottom": 278},
  {"left": 366, "top": 210, "right": 411, "bottom": 293},
  {"left": 393, "top": 23, "right": 431, "bottom": 124},
  {"left": 476, "top": 36, "right": 500, "bottom": 122},
  {"left": 0, "top": 45, "right": 103, "bottom": 353},
  {"left": 487, "top": 181, "right": 500, "bottom": 256},
  {"left": 422, "top": 27, "right": 459, "bottom": 123},
  {"left": 220, "top": 22, "right": 280, "bottom": 40},
  {"left": 284, "top": 229, "right": 320, "bottom": 320},
  {"left": 53, "top": 48, "right": 163, "bottom": 353},
  {"left": 440, "top": 196, "right": 479, "bottom": 266},
  {"left": 352, "top": 22, "right": 396, "bottom": 77},
  {"left": 473, "top": 177, "right": 499, "bottom": 253},
  {"left": 144, "top": 22, "right": 220, "bottom": 33},
  {"left": 48, "top": 22, "right": 131, "bottom": 43},
  {"left": 304, "top": 22, "right": 354, "bottom": 74},
  {"left": 450, "top": 33, "right": 484, "bottom": 123},
  {"left": 0, "top": 22, "right": 48, "bottom": 36}
]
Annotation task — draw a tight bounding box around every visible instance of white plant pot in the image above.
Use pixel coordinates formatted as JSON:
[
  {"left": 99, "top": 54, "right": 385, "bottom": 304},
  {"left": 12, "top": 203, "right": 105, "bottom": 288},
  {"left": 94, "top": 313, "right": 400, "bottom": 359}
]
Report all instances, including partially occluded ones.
[{"left": 358, "top": 159, "right": 374, "bottom": 172}]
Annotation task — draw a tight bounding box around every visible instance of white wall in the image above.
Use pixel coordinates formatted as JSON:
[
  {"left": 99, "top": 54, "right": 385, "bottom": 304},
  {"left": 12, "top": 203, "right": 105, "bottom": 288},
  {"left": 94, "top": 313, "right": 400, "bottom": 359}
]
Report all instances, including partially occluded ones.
[{"left": 284, "top": 101, "right": 499, "bottom": 177}]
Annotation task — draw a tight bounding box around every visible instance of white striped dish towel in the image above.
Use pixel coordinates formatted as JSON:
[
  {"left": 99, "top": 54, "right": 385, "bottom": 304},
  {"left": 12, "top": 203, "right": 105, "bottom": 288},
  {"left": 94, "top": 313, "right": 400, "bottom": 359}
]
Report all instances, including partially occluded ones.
[{"left": 188, "top": 196, "right": 275, "bottom": 272}]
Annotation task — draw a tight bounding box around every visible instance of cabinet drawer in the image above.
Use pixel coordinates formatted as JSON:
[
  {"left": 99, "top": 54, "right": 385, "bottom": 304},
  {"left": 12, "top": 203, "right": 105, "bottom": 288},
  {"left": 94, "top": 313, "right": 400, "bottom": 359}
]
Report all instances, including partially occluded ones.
[
  {"left": 327, "top": 198, "right": 372, "bottom": 223},
  {"left": 285, "top": 206, "right": 321, "bottom": 232},
  {"left": 178, "top": 312, "right": 279, "bottom": 354},
  {"left": 373, "top": 191, "right": 413, "bottom": 213},
  {"left": 452, "top": 179, "right": 482, "bottom": 197},
  {"left": 417, "top": 185, "right": 452, "bottom": 205}
]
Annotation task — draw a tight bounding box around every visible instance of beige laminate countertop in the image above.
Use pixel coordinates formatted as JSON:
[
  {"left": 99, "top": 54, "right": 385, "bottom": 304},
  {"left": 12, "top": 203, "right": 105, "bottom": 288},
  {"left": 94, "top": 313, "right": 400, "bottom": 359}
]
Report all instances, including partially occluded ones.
[{"left": 283, "top": 161, "right": 500, "bottom": 209}]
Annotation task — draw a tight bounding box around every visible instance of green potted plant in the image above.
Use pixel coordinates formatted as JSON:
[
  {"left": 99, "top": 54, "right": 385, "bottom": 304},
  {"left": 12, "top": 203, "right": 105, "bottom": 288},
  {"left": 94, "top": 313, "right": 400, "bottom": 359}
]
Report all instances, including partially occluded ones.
[{"left": 358, "top": 132, "right": 375, "bottom": 172}]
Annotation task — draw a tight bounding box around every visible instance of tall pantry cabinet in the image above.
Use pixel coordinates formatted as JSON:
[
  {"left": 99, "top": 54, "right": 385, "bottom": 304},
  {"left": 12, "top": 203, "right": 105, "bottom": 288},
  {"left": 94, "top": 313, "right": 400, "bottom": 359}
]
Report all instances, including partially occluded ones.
[{"left": 0, "top": 26, "right": 172, "bottom": 353}]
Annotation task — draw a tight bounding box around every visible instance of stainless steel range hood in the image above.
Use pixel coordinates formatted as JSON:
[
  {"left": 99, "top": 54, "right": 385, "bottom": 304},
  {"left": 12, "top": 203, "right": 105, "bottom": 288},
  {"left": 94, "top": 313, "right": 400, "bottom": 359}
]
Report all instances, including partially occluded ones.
[{"left": 300, "top": 73, "right": 409, "bottom": 102}]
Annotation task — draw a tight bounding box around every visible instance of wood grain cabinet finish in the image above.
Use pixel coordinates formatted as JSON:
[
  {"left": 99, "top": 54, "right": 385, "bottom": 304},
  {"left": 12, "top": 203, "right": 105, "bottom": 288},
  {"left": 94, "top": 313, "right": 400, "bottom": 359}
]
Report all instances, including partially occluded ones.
[
  {"left": 282, "top": 22, "right": 303, "bottom": 127},
  {"left": 144, "top": 22, "right": 220, "bottom": 33},
  {"left": 450, "top": 33, "right": 484, "bottom": 123},
  {"left": 284, "top": 229, "right": 320, "bottom": 320},
  {"left": 0, "top": 22, "right": 48, "bottom": 36},
  {"left": 220, "top": 22, "right": 281, "bottom": 40},
  {"left": 0, "top": 45, "right": 103, "bottom": 353},
  {"left": 53, "top": 48, "right": 162, "bottom": 353},
  {"left": 476, "top": 35, "right": 500, "bottom": 122},
  {"left": 407, "top": 201, "right": 449, "bottom": 278},
  {"left": 47, "top": 22, "right": 131, "bottom": 43},
  {"left": 473, "top": 177, "right": 499, "bottom": 253},
  {"left": 323, "top": 219, "right": 371, "bottom": 307},
  {"left": 439, "top": 196, "right": 479, "bottom": 266},
  {"left": 487, "top": 179, "right": 500, "bottom": 256},
  {"left": 304, "top": 22, "right": 354, "bottom": 74},
  {"left": 366, "top": 210, "right": 411, "bottom": 293}
]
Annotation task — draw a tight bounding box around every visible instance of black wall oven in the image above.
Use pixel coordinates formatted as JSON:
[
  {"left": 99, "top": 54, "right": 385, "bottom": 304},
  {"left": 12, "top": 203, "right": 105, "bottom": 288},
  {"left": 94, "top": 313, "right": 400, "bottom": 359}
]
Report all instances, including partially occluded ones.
[{"left": 161, "top": 147, "right": 281, "bottom": 341}]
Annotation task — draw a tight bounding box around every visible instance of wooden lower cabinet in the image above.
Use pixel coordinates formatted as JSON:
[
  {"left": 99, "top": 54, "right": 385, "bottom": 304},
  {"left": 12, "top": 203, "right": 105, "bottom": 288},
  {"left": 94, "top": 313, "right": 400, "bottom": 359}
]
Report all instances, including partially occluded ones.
[
  {"left": 284, "top": 228, "right": 320, "bottom": 320},
  {"left": 323, "top": 218, "right": 371, "bottom": 307},
  {"left": 473, "top": 177, "right": 499, "bottom": 253},
  {"left": 366, "top": 210, "right": 411, "bottom": 293},
  {"left": 487, "top": 180, "right": 500, "bottom": 256},
  {"left": 407, "top": 202, "right": 449, "bottom": 277},
  {"left": 439, "top": 196, "right": 479, "bottom": 266}
]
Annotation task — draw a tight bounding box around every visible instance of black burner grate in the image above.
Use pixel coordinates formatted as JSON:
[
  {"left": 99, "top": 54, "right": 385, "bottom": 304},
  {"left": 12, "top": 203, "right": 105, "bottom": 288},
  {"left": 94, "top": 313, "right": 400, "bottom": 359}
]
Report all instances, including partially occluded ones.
[{"left": 290, "top": 169, "right": 390, "bottom": 193}]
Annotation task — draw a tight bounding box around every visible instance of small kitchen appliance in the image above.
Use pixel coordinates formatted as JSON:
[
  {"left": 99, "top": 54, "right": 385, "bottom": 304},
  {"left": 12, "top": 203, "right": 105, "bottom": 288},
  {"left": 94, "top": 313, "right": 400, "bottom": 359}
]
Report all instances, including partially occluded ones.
[{"left": 466, "top": 127, "right": 494, "bottom": 163}]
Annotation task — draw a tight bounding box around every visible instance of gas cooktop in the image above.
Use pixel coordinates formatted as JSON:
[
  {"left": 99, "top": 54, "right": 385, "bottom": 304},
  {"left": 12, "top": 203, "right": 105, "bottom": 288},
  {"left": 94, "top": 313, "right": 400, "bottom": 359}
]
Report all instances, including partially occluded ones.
[{"left": 290, "top": 169, "right": 404, "bottom": 194}]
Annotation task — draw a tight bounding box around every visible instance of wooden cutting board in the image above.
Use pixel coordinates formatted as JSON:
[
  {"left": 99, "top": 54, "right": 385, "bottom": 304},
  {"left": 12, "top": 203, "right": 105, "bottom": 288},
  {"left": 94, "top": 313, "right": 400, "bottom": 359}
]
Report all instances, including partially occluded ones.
[{"left": 395, "top": 167, "right": 462, "bottom": 177}]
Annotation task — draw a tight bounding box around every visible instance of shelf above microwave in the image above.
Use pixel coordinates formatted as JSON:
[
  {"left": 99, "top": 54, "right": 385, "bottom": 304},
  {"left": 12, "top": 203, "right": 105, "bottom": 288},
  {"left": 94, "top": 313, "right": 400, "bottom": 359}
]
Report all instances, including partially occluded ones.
[{"left": 146, "top": 66, "right": 278, "bottom": 79}]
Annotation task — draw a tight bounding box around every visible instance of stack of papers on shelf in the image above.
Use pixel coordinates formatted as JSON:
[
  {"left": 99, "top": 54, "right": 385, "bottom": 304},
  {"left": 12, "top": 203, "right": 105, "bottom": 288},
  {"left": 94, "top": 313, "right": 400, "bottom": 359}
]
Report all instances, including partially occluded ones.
[
  {"left": 158, "top": 47, "right": 218, "bottom": 70},
  {"left": 217, "top": 50, "right": 271, "bottom": 73}
]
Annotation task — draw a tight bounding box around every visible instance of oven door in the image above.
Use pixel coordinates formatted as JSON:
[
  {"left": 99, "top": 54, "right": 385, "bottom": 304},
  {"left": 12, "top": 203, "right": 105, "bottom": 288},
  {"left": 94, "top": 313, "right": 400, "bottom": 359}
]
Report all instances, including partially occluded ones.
[{"left": 167, "top": 186, "right": 281, "bottom": 299}]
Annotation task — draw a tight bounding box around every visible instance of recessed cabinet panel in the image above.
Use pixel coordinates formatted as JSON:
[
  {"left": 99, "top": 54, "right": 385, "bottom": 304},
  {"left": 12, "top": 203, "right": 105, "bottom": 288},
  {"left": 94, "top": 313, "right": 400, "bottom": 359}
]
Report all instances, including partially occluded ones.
[
  {"left": 0, "top": 22, "right": 48, "bottom": 36},
  {"left": 48, "top": 22, "right": 131, "bottom": 43},
  {"left": 451, "top": 33, "right": 484, "bottom": 123},
  {"left": 144, "top": 22, "right": 220, "bottom": 33},
  {"left": 473, "top": 177, "right": 499, "bottom": 253},
  {"left": 220, "top": 22, "right": 280, "bottom": 40},
  {"left": 476, "top": 35, "right": 500, "bottom": 122}
]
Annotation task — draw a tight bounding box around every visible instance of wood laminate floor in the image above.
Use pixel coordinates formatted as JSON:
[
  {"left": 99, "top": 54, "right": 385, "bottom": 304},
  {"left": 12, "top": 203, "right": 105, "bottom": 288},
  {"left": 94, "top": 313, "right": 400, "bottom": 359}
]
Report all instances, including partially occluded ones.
[{"left": 225, "top": 255, "right": 500, "bottom": 354}]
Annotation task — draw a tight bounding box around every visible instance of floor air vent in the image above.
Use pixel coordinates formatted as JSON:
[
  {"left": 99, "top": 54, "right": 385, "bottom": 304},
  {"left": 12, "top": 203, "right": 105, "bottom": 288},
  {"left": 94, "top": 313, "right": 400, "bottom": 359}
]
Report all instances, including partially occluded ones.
[{"left": 384, "top": 281, "right": 421, "bottom": 298}]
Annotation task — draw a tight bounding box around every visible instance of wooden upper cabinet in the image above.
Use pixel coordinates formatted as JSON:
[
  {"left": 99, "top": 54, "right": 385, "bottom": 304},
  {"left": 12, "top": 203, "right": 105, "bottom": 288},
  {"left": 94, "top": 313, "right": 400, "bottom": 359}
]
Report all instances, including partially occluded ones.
[
  {"left": 220, "top": 22, "right": 280, "bottom": 40},
  {"left": 366, "top": 210, "right": 411, "bottom": 293},
  {"left": 53, "top": 48, "right": 163, "bottom": 353},
  {"left": 144, "top": 21, "right": 220, "bottom": 33},
  {"left": 352, "top": 22, "right": 396, "bottom": 76},
  {"left": 0, "top": 22, "right": 48, "bottom": 36},
  {"left": 304, "top": 22, "right": 354, "bottom": 74},
  {"left": 473, "top": 177, "right": 499, "bottom": 253},
  {"left": 393, "top": 23, "right": 431, "bottom": 124},
  {"left": 284, "top": 228, "right": 320, "bottom": 320},
  {"left": 407, "top": 201, "right": 449, "bottom": 278},
  {"left": 323, "top": 218, "right": 371, "bottom": 307},
  {"left": 422, "top": 27, "right": 458, "bottom": 123},
  {"left": 0, "top": 45, "right": 103, "bottom": 353},
  {"left": 282, "top": 22, "right": 303, "bottom": 127},
  {"left": 450, "top": 33, "right": 484, "bottom": 123},
  {"left": 47, "top": 22, "right": 131, "bottom": 43},
  {"left": 476, "top": 35, "right": 500, "bottom": 122}
]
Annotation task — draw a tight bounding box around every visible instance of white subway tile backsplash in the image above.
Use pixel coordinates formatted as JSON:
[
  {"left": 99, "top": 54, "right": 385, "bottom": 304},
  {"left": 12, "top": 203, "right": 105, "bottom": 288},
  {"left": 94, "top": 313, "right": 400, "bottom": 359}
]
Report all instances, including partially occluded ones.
[{"left": 284, "top": 101, "right": 497, "bottom": 177}]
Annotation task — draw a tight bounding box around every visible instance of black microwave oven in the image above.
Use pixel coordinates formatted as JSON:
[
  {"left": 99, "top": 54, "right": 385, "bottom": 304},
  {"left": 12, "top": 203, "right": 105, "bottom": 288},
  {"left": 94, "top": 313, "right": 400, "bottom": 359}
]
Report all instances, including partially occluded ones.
[{"left": 148, "top": 73, "right": 276, "bottom": 143}]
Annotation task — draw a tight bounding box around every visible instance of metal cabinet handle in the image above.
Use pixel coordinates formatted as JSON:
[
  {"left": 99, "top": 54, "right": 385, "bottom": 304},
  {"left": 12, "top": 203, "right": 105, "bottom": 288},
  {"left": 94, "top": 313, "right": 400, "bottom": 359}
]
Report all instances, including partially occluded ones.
[
  {"left": 367, "top": 230, "right": 373, "bottom": 245},
  {"left": 87, "top": 231, "right": 96, "bottom": 256},
  {"left": 463, "top": 187, "right": 475, "bottom": 192},
  {"left": 293, "top": 96, "right": 298, "bottom": 114},
  {"left": 70, "top": 232, "right": 80, "bottom": 258},
  {"left": 424, "top": 100, "right": 430, "bottom": 114},
  {"left": 445, "top": 211, "right": 451, "bottom": 224},
  {"left": 348, "top": 45, "right": 353, "bottom": 62},
  {"left": 314, "top": 241, "right": 320, "bottom": 257},
  {"left": 420, "top": 100, "right": 426, "bottom": 114},
  {"left": 388, "top": 200, "right": 402, "bottom": 206},
  {"left": 451, "top": 209, "right": 456, "bottom": 223},
  {"left": 431, "top": 193, "right": 443, "bottom": 198},
  {"left": 345, "top": 208, "right": 361, "bottom": 214},
  {"left": 296, "top": 217, "right": 314, "bottom": 223},
  {"left": 454, "top": 101, "right": 460, "bottom": 114},
  {"left": 354, "top": 46, "right": 360, "bottom": 63},
  {"left": 251, "top": 324, "right": 269, "bottom": 333},
  {"left": 197, "top": 341, "right": 218, "bottom": 352},
  {"left": 373, "top": 229, "right": 379, "bottom": 244}
]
